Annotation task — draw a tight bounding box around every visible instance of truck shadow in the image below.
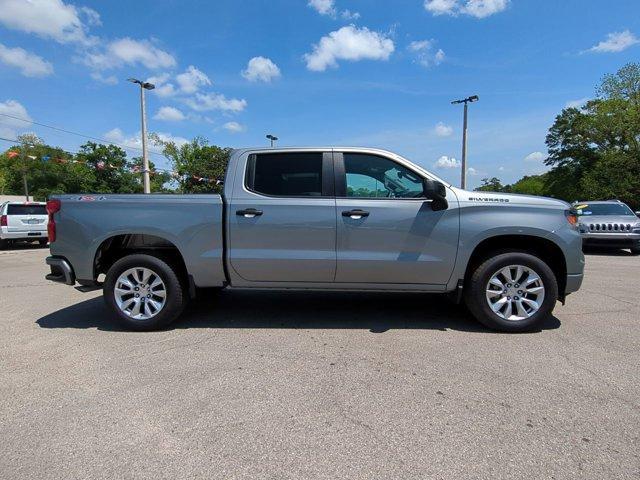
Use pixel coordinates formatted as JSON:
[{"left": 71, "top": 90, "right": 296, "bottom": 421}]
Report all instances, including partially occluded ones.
[{"left": 36, "top": 290, "right": 561, "bottom": 334}]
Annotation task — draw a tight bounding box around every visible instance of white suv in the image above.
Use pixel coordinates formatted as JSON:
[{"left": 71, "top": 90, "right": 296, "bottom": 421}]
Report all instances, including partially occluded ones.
[{"left": 0, "top": 202, "right": 49, "bottom": 249}]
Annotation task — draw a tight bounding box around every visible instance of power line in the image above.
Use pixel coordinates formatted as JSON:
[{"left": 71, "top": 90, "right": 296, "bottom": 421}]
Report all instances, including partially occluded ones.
[{"left": 0, "top": 112, "right": 167, "bottom": 159}]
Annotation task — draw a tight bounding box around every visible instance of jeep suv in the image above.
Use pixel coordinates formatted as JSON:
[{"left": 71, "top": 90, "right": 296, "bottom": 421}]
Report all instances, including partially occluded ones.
[{"left": 574, "top": 200, "right": 640, "bottom": 254}]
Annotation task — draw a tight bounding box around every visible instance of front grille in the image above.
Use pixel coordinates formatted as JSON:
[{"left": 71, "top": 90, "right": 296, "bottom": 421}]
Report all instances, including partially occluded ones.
[{"left": 588, "top": 223, "right": 632, "bottom": 232}]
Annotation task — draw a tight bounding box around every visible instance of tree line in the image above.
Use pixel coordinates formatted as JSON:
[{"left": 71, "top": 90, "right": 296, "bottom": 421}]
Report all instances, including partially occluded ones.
[
  {"left": 0, "top": 134, "right": 231, "bottom": 200},
  {"left": 476, "top": 63, "right": 640, "bottom": 210}
]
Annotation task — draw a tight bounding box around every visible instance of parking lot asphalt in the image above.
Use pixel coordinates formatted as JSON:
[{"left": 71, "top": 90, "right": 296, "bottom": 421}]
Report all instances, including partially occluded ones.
[{"left": 1, "top": 245, "right": 639, "bottom": 480}]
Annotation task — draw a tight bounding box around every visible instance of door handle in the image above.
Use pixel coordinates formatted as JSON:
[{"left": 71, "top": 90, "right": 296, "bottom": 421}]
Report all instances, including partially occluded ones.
[
  {"left": 342, "top": 209, "right": 370, "bottom": 219},
  {"left": 236, "top": 208, "right": 263, "bottom": 218}
]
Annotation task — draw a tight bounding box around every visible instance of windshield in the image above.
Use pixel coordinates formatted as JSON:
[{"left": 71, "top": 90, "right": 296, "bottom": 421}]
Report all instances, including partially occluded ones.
[{"left": 574, "top": 203, "right": 635, "bottom": 216}]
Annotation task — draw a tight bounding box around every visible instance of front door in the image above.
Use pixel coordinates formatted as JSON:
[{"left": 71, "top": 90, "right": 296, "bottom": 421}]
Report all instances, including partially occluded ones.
[
  {"left": 228, "top": 151, "right": 337, "bottom": 283},
  {"left": 334, "top": 152, "right": 459, "bottom": 285}
]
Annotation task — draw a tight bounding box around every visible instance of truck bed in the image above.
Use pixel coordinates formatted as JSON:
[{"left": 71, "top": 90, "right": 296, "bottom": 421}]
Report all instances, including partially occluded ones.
[{"left": 49, "top": 194, "right": 226, "bottom": 288}]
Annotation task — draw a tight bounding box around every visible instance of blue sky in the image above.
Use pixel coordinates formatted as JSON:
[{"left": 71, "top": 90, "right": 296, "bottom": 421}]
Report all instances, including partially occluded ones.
[{"left": 1, "top": 0, "right": 639, "bottom": 188}]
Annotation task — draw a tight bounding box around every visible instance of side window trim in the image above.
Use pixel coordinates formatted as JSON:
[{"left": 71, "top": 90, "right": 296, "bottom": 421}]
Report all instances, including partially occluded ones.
[
  {"left": 244, "top": 151, "right": 333, "bottom": 199},
  {"left": 334, "top": 152, "right": 427, "bottom": 200}
]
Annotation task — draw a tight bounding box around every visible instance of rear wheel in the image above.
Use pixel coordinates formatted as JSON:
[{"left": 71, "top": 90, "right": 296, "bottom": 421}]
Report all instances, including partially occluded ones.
[
  {"left": 104, "top": 254, "right": 187, "bottom": 331},
  {"left": 38, "top": 239, "right": 48, "bottom": 247},
  {"left": 630, "top": 246, "right": 640, "bottom": 255},
  {"left": 464, "top": 252, "right": 558, "bottom": 332},
  {"left": 0, "top": 239, "right": 7, "bottom": 250}
]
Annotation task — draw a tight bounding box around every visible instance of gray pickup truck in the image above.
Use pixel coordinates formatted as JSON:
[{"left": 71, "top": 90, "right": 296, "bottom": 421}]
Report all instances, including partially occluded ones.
[{"left": 45, "top": 147, "right": 584, "bottom": 332}]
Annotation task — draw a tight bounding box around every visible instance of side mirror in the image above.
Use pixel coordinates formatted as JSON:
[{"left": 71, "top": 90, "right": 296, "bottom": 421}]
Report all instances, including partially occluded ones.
[
  {"left": 423, "top": 178, "right": 448, "bottom": 211},
  {"left": 635, "top": 211, "right": 640, "bottom": 218}
]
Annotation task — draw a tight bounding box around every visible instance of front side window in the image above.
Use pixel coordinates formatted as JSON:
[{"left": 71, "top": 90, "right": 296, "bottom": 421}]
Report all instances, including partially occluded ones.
[
  {"left": 249, "top": 152, "right": 323, "bottom": 197},
  {"left": 344, "top": 154, "right": 424, "bottom": 198}
]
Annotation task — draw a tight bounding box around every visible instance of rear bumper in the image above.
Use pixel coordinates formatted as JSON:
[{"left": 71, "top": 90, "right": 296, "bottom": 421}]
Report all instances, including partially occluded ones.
[
  {"left": 45, "top": 256, "right": 75, "bottom": 285},
  {"left": 1, "top": 231, "right": 47, "bottom": 240}
]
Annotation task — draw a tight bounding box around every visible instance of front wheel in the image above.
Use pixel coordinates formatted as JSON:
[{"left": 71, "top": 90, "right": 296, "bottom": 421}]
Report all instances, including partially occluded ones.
[
  {"left": 464, "top": 252, "right": 558, "bottom": 332},
  {"left": 104, "top": 254, "right": 187, "bottom": 331}
]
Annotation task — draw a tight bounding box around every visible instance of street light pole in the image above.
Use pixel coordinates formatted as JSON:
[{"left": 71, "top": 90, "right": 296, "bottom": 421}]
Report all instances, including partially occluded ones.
[
  {"left": 266, "top": 134, "right": 278, "bottom": 148},
  {"left": 21, "top": 148, "right": 29, "bottom": 201},
  {"left": 128, "top": 78, "right": 155, "bottom": 193},
  {"left": 451, "top": 95, "right": 479, "bottom": 190}
]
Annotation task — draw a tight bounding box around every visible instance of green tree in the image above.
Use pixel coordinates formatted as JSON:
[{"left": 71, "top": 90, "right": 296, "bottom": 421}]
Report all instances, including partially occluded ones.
[
  {"left": 475, "top": 177, "right": 506, "bottom": 192},
  {"left": 154, "top": 135, "right": 231, "bottom": 194},
  {"left": 544, "top": 62, "right": 640, "bottom": 208},
  {"left": 509, "top": 174, "right": 546, "bottom": 196}
]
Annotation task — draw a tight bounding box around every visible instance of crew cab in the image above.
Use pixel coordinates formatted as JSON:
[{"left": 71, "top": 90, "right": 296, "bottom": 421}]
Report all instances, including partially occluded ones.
[{"left": 45, "top": 147, "right": 585, "bottom": 332}]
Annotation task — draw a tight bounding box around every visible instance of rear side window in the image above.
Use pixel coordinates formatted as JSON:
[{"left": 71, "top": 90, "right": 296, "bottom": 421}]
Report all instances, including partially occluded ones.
[
  {"left": 7, "top": 205, "right": 47, "bottom": 215},
  {"left": 248, "top": 152, "right": 324, "bottom": 197}
]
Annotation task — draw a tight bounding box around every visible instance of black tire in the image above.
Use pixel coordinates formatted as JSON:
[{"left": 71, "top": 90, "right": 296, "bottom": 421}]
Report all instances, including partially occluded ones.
[
  {"left": 104, "top": 254, "right": 187, "bottom": 331},
  {"left": 464, "top": 252, "right": 558, "bottom": 333},
  {"left": 38, "top": 239, "right": 48, "bottom": 247},
  {"left": 630, "top": 247, "right": 640, "bottom": 255},
  {"left": 0, "top": 239, "right": 7, "bottom": 250}
]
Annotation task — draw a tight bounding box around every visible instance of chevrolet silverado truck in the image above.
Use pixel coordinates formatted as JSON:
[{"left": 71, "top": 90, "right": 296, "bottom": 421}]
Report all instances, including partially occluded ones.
[{"left": 44, "top": 147, "right": 585, "bottom": 332}]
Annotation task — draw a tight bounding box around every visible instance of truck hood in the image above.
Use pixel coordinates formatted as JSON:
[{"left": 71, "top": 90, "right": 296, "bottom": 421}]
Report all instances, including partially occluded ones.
[{"left": 451, "top": 188, "right": 570, "bottom": 209}]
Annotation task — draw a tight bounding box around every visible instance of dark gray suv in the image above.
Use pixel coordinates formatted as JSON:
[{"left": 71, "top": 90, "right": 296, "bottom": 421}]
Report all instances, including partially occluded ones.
[{"left": 574, "top": 200, "right": 640, "bottom": 254}]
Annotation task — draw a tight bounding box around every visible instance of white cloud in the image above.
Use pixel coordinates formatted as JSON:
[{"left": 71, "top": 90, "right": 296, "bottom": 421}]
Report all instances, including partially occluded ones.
[
  {"left": 0, "top": 99, "right": 32, "bottom": 139},
  {"left": 242, "top": 56, "right": 281, "bottom": 82},
  {"left": 463, "top": 0, "right": 509, "bottom": 18},
  {"left": 104, "top": 127, "right": 188, "bottom": 152},
  {"left": 524, "top": 151, "right": 545, "bottom": 162},
  {"left": 146, "top": 73, "right": 176, "bottom": 97},
  {"left": 424, "top": 0, "right": 458, "bottom": 15},
  {"left": 424, "top": 0, "right": 509, "bottom": 18},
  {"left": 153, "top": 106, "right": 186, "bottom": 122},
  {"left": 0, "top": 0, "right": 97, "bottom": 44},
  {"left": 433, "top": 122, "right": 453, "bottom": 137},
  {"left": 176, "top": 65, "right": 211, "bottom": 94},
  {"left": 565, "top": 97, "right": 589, "bottom": 109},
  {"left": 586, "top": 30, "right": 639, "bottom": 53},
  {"left": 185, "top": 92, "right": 247, "bottom": 112},
  {"left": 222, "top": 121, "right": 246, "bottom": 133},
  {"left": 308, "top": 0, "right": 336, "bottom": 16},
  {"left": 84, "top": 37, "right": 176, "bottom": 70},
  {"left": 408, "top": 39, "right": 445, "bottom": 67},
  {"left": 0, "top": 43, "right": 53, "bottom": 77},
  {"left": 90, "top": 71, "right": 118, "bottom": 85},
  {"left": 467, "top": 167, "right": 480, "bottom": 175},
  {"left": 435, "top": 155, "right": 460, "bottom": 168},
  {"left": 304, "top": 25, "right": 395, "bottom": 72},
  {"left": 341, "top": 9, "right": 360, "bottom": 20}
]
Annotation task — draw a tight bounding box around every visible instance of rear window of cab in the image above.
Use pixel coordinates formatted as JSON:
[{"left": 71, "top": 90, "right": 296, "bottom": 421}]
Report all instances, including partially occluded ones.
[{"left": 6, "top": 205, "right": 47, "bottom": 215}]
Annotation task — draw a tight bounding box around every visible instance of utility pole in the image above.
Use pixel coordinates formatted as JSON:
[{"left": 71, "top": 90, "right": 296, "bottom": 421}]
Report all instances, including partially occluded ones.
[
  {"left": 451, "top": 95, "right": 479, "bottom": 190},
  {"left": 21, "top": 148, "right": 29, "bottom": 201},
  {"left": 128, "top": 78, "right": 155, "bottom": 193},
  {"left": 266, "top": 134, "right": 278, "bottom": 148}
]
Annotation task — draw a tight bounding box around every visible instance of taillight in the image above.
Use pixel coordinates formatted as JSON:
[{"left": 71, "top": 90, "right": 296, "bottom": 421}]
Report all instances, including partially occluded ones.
[
  {"left": 46, "top": 199, "right": 61, "bottom": 243},
  {"left": 0, "top": 215, "right": 6, "bottom": 227}
]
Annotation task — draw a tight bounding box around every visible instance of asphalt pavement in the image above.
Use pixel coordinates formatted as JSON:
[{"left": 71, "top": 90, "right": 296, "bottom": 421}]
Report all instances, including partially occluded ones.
[{"left": 1, "top": 245, "right": 638, "bottom": 479}]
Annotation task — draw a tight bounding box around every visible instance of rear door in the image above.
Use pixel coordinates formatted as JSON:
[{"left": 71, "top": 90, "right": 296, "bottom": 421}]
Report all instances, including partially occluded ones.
[
  {"left": 6, "top": 204, "right": 47, "bottom": 235},
  {"left": 334, "top": 152, "right": 459, "bottom": 285},
  {"left": 228, "top": 151, "right": 337, "bottom": 282}
]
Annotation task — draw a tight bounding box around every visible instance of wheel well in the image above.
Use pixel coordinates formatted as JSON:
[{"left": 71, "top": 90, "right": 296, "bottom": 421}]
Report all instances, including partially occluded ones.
[
  {"left": 94, "top": 234, "right": 189, "bottom": 286},
  {"left": 464, "top": 235, "right": 567, "bottom": 299}
]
